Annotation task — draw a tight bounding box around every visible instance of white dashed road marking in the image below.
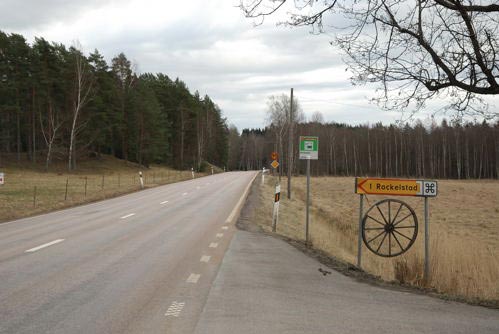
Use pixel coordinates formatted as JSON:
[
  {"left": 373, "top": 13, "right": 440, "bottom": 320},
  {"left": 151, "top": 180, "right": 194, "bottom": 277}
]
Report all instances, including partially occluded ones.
[
  {"left": 165, "top": 302, "right": 185, "bottom": 317},
  {"left": 200, "top": 255, "right": 211, "bottom": 263},
  {"left": 160, "top": 200, "right": 169, "bottom": 204},
  {"left": 222, "top": 226, "right": 229, "bottom": 230},
  {"left": 186, "top": 273, "right": 201, "bottom": 284},
  {"left": 209, "top": 242, "right": 218, "bottom": 248},
  {"left": 182, "top": 192, "right": 188, "bottom": 196},
  {"left": 121, "top": 213, "right": 135, "bottom": 219},
  {"left": 25, "top": 239, "right": 65, "bottom": 253},
  {"left": 216, "top": 233, "right": 223, "bottom": 238}
]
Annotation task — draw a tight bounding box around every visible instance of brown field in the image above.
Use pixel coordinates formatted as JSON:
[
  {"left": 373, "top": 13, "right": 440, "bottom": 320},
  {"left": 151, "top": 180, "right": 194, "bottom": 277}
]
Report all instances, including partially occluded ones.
[
  {"left": 0, "top": 155, "right": 206, "bottom": 223},
  {"left": 255, "top": 174, "right": 499, "bottom": 303}
]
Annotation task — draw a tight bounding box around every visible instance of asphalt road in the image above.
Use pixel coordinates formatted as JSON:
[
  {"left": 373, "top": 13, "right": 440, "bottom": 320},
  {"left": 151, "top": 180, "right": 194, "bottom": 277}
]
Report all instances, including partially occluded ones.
[
  {"left": 1, "top": 170, "right": 498, "bottom": 334},
  {"left": 0, "top": 171, "right": 257, "bottom": 334},
  {"left": 194, "top": 230, "right": 499, "bottom": 334}
]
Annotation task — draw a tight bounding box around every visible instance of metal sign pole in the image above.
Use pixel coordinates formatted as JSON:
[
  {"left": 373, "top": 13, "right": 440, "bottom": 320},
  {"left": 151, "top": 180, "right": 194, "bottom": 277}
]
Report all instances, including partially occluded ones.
[
  {"left": 357, "top": 194, "right": 364, "bottom": 268},
  {"left": 424, "top": 196, "right": 430, "bottom": 281},
  {"left": 305, "top": 158, "right": 310, "bottom": 246}
]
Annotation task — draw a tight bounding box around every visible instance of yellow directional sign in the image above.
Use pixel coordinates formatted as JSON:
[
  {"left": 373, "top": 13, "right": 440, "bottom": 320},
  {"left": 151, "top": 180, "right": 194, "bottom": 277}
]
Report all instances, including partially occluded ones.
[
  {"left": 355, "top": 177, "right": 437, "bottom": 197},
  {"left": 271, "top": 160, "right": 279, "bottom": 169}
]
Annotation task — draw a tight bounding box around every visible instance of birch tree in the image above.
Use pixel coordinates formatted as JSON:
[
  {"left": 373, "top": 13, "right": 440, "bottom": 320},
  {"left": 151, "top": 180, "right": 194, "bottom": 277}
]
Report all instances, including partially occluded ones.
[{"left": 68, "top": 42, "right": 93, "bottom": 170}]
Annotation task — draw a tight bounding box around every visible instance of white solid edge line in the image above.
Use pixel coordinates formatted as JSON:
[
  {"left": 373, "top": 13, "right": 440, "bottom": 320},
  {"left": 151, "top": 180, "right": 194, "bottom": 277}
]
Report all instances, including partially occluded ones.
[
  {"left": 160, "top": 200, "right": 169, "bottom": 204},
  {"left": 25, "top": 239, "right": 65, "bottom": 253},
  {"left": 225, "top": 172, "right": 258, "bottom": 224},
  {"left": 121, "top": 213, "right": 135, "bottom": 219}
]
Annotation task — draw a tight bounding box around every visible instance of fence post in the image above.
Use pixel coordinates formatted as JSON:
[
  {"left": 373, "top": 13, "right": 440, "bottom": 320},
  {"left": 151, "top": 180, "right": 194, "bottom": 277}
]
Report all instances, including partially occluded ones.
[
  {"left": 84, "top": 177, "right": 88, "bottom": 198},
  {"left": 64, "top": 177, "right": 69, "bottom": 201},
  {"left": 33, "top": 186, "right": 37, "bottom": 208}
]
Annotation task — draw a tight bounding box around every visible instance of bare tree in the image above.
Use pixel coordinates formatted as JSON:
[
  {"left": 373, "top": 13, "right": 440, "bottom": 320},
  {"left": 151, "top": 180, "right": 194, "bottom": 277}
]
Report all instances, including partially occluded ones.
[
  {"left": 39, "top": 99, "right": 63, "bottom": 170},
  {"left": 310, "top": 111, "right": 325, "bottom": 124},
  {"left": 266, "top": 94, "right": 303, "bottom": 179},
  {"left": 240, "top": 0, "right": 499, "bottom": 119},
  {"left": 68, "top": 42, "right": 93, "bottom": 170}
]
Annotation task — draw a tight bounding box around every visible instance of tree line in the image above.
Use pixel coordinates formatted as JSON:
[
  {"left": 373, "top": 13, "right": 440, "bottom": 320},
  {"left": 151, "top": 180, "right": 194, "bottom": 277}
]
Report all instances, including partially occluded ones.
[
  {"left": 0, "top": 31, "right": 228, "bottom": 170},
  {"left": 231, "top": 119, "right": 499, "bottom": 180}
]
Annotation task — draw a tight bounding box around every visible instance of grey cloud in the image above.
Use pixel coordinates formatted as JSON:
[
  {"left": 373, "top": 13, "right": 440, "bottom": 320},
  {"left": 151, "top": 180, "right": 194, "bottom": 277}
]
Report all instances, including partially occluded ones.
[{"left": 0, "top": 0, "right": 118, "bottom": 29}]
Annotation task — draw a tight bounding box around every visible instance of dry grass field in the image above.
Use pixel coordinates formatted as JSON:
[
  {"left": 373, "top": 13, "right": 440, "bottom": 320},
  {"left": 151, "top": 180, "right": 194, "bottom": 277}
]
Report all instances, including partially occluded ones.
[
  {"left": 0, "top": 155, "right": 205, "bottom": 223},
  {"left": 255, "top": 174, "right": 499, "bottom": 303}
]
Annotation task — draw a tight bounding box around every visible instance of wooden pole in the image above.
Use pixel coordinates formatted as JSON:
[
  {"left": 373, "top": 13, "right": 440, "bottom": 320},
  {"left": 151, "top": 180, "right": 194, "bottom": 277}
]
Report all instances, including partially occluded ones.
[{"left": 288, "top": 88, "right": 293, "bottom": 199}]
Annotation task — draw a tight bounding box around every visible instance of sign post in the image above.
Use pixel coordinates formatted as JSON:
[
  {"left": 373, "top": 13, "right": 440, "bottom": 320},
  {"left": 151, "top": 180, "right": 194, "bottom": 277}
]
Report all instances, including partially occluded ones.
[
  {"left": 357, "top": 194, "right": 364, "bottom": 268},
  {"left": 299, "top": 136, "right": 318, "bottom": 247},
  {"left": 272, "top": 184, "right": 281, "bottom": 232},
  {"left": 354, "top": 177, "right": 437, "bottom": 281}
]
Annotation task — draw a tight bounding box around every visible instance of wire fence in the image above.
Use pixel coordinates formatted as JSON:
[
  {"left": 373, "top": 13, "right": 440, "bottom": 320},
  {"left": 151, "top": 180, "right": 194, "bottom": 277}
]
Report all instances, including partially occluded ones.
[{"left": 0, "top": 169, "right": 202, "bottom": 222}]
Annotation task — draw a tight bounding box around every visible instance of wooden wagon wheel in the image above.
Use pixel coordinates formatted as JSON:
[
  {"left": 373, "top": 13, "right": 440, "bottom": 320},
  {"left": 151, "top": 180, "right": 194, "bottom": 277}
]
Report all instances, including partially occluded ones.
[{"left": 362, "top": 199, "right": 418, "bottom": 257}]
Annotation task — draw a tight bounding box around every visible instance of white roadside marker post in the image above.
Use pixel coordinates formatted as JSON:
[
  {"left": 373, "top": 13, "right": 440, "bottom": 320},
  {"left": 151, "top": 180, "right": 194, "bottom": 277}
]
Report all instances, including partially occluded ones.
[
  {"left": 139, "top": 171, "right": 144, "bottom": 189},
  {"left": 211, "top": 166, "right": 214, "bottom": 175},
  {"left": 272, "top": 183, "right": 280, "bottom": 232},
  {"left": 191, "top": 167, "right": 195, "bottom": 179}
]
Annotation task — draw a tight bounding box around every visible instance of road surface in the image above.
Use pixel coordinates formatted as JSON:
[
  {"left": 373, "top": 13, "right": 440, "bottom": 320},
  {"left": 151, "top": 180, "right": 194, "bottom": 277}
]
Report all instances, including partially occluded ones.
[
  {"left": 1, "top": 171, "right": 497, "bottom": 333},
  {"left": 0, "top": 171, "right": 256, "bottom": 334}
]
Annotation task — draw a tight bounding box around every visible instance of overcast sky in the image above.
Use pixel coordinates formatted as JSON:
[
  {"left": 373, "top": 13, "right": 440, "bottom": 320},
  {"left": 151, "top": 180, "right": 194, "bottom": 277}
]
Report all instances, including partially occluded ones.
[{"left": 1, "top": 0, "right": 493, "bottom": 130}]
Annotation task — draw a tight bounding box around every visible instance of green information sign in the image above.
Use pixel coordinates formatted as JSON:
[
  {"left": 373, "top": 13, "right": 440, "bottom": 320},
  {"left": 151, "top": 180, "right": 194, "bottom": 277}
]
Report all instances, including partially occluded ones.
[{"left": 299, "top": 136, "right": 318, "bottom": 160}]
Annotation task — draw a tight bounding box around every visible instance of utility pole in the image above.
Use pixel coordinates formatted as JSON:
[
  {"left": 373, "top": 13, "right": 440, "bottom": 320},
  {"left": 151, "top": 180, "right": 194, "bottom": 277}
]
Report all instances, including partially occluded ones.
[{"left": 287, "top": 88, "right": 293, "bottom": 199}]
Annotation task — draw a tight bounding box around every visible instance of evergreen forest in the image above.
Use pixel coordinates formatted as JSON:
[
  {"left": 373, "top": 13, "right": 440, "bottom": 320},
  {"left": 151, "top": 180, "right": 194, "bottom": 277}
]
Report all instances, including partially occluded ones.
[{"left": 0, "top": 31, "right": 229, "bottom": 170}]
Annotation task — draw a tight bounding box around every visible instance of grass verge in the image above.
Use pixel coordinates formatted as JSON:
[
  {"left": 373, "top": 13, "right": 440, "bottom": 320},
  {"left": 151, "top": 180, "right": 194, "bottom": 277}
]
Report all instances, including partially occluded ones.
[{"left": 0, "top": 155, "right": 207, "bottom": 223}]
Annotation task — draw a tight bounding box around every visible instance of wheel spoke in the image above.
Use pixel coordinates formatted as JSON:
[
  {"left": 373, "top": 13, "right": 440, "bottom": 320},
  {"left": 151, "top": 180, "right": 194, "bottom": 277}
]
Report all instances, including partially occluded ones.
[
  {"left": 391, "top": 203, "right": 403, "bottom": 224},
  {"left": 376, "top": 204, "right": 389, "bottom": 224},
  {"left": 367, "top": 215, "right": 385, "bottom": 227},
  {"left": 393, "top": 229, "right": 412, "bottom": 241},
  {"left": 391, "top": 231, "right": 404, "bottom": 250},
  {"left": 394, "top": 225, "right": 416, "bottom": 229},
  {"left": 364, "top": 227, "right": 385, "bottom": 230},
  {"left": 376, "top": 232, "right": 388, "bottom": 253},
  {"left": 393, "top": 212, "right": 413, "bottom": 227},
  {"left": 388, "top": 201, "right": 391, "bottom": 226},
  {"left": 367, "top": 230, "right": 386, "bottom": 244}
]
